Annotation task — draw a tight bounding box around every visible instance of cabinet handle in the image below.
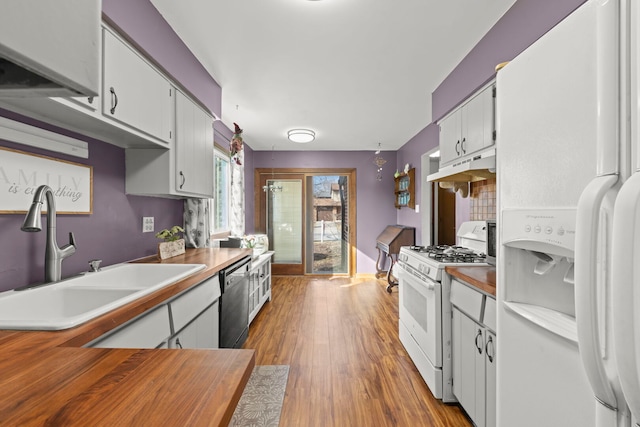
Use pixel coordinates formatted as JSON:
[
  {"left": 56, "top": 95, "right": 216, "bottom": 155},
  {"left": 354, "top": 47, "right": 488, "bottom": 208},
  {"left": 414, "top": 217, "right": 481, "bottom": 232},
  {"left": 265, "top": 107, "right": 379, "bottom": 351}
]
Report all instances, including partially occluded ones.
[
  {"left": 87, "top": 96, "right": 94, "bottom": 105},
  {"left": 455, "top": 139, "right": 461, "bottom": 155},
  {"left": 475, "top": 329, "right": 483, "bottom": 354},
  {"left": 109, "top": 87, "right": 118, "bottom": 114},
  {"left": 176, "top": 338, "right": 183, "bottom": 349},
  {"left": 179, "top": 171, "right": 185, "bottom": 189},
  {"left": 461, "top": 137, "right": 466, "bottom": 154},
  {"left": 485, "top": 335, "right": 494, "bottom": 363}
]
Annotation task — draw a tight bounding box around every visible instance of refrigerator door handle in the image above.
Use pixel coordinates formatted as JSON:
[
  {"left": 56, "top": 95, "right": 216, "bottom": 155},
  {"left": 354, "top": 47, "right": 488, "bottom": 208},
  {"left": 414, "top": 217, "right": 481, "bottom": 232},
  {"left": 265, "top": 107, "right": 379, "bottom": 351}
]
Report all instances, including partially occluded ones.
[
  {"left": 612, "top": 173, "right": 640, "bottom": 420},
  {"left": 575, "top": 174, "right": 619, "bottom": 409}
]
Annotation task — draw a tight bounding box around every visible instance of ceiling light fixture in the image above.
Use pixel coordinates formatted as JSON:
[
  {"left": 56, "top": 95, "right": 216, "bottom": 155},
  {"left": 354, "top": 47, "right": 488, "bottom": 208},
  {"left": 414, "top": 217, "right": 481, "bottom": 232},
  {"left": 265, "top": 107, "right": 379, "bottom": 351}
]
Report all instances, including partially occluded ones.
[{"left": 287, "top": 129, "right": 315, "bottom": 143}]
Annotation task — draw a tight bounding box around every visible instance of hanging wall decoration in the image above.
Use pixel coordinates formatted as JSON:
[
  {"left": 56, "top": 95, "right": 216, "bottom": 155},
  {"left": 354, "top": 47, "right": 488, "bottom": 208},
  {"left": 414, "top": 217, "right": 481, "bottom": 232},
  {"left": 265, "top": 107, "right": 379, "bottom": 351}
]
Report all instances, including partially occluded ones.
[
  {"left": 0, "top": 147, "right": 93, "bottom": 214},
  {"left": 230, "top": 122, "right": 244, "bottom": 165}
]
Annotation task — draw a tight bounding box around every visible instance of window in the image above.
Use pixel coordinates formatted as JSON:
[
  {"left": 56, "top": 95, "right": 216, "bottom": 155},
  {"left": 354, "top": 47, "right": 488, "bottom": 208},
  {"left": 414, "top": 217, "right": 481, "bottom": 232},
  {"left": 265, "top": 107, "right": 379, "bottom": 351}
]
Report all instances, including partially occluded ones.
[{"left": 212, "top": 147, "right": 230, "bottom": 233}]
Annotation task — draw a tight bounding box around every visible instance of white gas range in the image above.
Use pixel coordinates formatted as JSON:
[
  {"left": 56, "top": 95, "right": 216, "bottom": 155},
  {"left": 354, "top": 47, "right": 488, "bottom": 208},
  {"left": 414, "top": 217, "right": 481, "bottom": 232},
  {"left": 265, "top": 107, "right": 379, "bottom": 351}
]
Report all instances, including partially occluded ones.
[{"left": 396, "top": 221, "right": 488, "bottom": 402}]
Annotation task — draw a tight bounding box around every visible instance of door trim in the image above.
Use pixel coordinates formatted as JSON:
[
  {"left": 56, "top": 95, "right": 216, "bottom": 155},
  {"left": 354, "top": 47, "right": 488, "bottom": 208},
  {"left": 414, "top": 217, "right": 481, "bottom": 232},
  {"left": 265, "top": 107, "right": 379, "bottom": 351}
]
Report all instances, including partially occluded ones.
[{"left": 255, "top": 168, "right": 357, "bottom": 276}]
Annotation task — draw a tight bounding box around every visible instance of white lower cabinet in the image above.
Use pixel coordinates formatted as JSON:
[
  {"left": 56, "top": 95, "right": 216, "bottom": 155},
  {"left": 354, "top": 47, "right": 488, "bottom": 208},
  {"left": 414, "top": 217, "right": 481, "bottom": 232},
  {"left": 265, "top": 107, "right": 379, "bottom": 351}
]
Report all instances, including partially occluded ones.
[
  {"left": 248, "top": 252, "right": 273, "bottom": 324},
  {"left": 90, "top": 304, "right": 171, "bottom": 349},
  {"left": 125, "top": 88, "right": 214, "bottom": 199},
  {"left": 88, "top": 273, "right": 221, "bottom": 350},
  {"left": 451, "top": 278, "right": 497, "bottom": 427},
  {"left": 170, "top": 301, "right": 219, "bottom": 349}
]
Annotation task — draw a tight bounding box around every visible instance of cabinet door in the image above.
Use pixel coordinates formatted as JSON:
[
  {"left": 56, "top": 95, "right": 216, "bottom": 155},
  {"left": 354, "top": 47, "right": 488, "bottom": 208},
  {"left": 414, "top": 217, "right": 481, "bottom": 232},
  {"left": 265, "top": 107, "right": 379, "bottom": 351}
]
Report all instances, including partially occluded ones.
[
  {"left": 248, "top": 269, "right": 260, "bottom": 323},
  {"left": 439, "top": 110, "right": 462, "bottom": 166},
  {"left": 170, "top": 301, "right": 219, "bottom": 349},
  {"left": 453, "top": 308, "right": 486, "bottom": 426},
  {"left": 90, "top": 305, "right": 171, "bottom": 349},
  {"left": 452, "top": 308, "right": 478, "bottom": 419},
  {"left": 462, "top": 85, "right": 495, "bottom": 156},
  {"left": 485, "top": 331, "right": 497, "bottom": 427},
  {"left": 175, "top": 90, "right": 214, "bottom": 197},
  {"left": 102, "top": 28, "right": 172, "bottom": 144}
]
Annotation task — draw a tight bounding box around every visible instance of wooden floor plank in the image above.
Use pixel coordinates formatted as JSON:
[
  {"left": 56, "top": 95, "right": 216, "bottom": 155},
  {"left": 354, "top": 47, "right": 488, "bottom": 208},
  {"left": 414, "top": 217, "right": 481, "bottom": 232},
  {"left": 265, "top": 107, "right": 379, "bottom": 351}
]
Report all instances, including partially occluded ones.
[{"left": 243, "top": 276, "right": 472, "bottom": 426}]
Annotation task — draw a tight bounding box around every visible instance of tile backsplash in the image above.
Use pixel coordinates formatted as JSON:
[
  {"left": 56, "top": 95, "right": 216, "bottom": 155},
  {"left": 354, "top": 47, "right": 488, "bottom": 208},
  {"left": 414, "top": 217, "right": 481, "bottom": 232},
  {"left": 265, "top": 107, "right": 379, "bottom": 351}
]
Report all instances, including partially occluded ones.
[{"left": 470, "top": 178, "right": 496, "bottom": 220}]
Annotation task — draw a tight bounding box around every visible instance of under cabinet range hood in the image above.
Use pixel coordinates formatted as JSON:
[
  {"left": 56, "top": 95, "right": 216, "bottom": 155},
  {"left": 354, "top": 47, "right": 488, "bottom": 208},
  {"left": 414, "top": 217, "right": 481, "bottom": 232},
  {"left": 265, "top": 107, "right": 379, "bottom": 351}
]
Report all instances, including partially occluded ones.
[
  {"left": 427, "top": 148, "right": 496, "bottom": 183},
  {"left": 0, "top": 0, "right": 101, "bottom": 97}
]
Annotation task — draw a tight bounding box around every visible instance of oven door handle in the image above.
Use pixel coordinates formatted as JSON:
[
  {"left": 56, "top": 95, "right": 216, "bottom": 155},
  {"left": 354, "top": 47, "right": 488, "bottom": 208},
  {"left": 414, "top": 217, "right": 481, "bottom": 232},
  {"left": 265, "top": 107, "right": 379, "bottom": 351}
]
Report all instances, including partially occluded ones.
[{"left": 400, "top": 263, "right": 435, "bottom": 290}]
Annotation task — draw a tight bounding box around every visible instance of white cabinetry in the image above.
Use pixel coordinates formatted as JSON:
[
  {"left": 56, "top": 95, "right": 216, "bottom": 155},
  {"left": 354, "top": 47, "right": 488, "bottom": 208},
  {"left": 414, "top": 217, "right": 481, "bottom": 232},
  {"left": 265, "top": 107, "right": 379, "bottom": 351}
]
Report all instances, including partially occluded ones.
[
  {"left": 0, "top": 25, "right": 176, "bottom": 150},
  {"left": 125, "top": 89, "right": 214, "bottom": 198},
  {"left": 168, "top": 275, "right": 220, "bottom": 349},
  {"left": 90, "top": 304, "right": 171, "bottom": 349},
  {"left": 170, "top": 301, "right": 219, "bottom": 349},
  {"left": 439, "top": 84, "right": 495, "bottom": 167},
  {"left": 450, "top": 277, "right": 497, "bottom": 427},
  {"left": 174, "top": 90, "right": 214, "bottom": 196},
  {"left": 102, "top": 27, "right": 173, "bottom": 145},
  {"left": 248, "top": 252, "right": 273, "bottom": 324},
  {"left": 88, "top": 273, "right": 221, "bottom": 350}
]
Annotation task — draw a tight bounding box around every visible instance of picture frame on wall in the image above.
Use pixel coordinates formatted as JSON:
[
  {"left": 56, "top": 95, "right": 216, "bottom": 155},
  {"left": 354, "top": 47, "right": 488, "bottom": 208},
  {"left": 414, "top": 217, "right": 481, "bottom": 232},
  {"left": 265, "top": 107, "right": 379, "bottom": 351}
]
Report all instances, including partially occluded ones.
[{"left": 0, "top": 147, "right": 93, "bottom": 214}]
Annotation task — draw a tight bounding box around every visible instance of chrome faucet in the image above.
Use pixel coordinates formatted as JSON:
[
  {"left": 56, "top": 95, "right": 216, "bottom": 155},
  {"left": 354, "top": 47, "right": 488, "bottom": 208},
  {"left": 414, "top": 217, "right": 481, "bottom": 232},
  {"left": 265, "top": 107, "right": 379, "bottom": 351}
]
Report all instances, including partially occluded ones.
[{"left": 21, "top": 185, "right": 76, "bottom": 283}]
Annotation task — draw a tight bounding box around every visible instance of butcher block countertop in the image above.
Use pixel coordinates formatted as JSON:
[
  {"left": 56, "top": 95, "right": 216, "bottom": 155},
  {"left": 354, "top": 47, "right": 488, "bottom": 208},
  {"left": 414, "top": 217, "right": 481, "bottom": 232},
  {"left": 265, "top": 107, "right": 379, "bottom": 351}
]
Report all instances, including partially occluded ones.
[
  {"left": 0, "top": 248, "right": 255, "bottom": 427},
  {"left": 445, "top": 265, "right": 497, "bottom": 297}
]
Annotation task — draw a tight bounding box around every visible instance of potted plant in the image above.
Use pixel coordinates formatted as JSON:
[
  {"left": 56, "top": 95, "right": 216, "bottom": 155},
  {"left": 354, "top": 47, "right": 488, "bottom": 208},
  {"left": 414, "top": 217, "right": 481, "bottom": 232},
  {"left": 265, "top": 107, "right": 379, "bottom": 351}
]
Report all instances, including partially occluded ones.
[{"left": 155, "top": 225, "right": 186, "bottom": 259}]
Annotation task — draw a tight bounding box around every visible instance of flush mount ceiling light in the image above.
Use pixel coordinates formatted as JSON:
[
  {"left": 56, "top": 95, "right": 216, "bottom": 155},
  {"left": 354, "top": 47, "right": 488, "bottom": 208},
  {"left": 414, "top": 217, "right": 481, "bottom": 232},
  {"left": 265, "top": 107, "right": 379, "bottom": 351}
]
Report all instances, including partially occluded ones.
[{"left": 287, "top": 129, "right": 315, "bottom": 143}]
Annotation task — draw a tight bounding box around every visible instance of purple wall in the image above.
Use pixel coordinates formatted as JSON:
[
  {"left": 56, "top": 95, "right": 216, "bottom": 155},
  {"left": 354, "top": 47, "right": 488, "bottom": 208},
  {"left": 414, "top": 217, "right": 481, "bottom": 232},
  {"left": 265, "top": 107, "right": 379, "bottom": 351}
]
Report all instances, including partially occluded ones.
[
  {"left": 396, "top": 124, "right": 439, "bottom": 245},
  {"left": 397, "top": 0, "right": 586, "bottom": 244},
  {"left": 0, "top": 112, "right": 183, "bottom": 292},
  {"left": 251, "top": 150, "right": 397, "bottom": 274},
  {"left": 432, "top": 0, "right": 585, "bottom": 121},
  {"left": 102, "top": 0, "right": 222, "bottom": 118}
]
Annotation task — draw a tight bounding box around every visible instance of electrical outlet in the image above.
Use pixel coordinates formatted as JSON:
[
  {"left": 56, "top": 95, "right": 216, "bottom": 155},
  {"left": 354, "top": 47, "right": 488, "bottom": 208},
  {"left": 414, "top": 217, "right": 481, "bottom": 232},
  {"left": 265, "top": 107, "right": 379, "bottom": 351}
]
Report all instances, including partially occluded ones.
[{"left": 142, "top": 216, "right": 154, "bottom": 233}]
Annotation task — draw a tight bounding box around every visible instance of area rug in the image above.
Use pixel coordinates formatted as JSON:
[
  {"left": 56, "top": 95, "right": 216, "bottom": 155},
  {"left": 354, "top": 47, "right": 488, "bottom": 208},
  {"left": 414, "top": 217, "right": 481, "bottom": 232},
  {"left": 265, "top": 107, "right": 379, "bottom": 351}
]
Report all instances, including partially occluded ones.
[{"left": 230, "top": 365, "right": 289, "bottom": 427}]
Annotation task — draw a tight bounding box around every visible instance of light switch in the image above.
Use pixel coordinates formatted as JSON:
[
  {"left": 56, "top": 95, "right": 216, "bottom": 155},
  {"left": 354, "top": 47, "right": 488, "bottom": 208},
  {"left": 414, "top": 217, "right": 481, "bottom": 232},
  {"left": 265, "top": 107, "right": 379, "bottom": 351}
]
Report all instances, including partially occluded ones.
[{"left": 415, "top": 204, "right": 420, "bottom": 213}]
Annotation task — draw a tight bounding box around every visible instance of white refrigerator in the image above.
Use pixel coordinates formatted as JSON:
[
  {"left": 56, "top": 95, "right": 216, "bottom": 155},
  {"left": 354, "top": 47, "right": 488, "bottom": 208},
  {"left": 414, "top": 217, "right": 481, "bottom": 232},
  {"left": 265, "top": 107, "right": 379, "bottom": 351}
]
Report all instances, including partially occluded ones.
[{"left": 496, "top": 0, "right": 633, "bottom": 426}]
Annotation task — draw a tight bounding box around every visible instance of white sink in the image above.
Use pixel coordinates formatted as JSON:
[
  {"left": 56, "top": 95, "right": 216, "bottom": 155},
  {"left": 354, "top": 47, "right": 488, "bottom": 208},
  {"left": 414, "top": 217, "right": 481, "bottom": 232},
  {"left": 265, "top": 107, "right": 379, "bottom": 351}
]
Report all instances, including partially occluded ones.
[{"left": 0, "top": 263, "right": 206, "bottom": 330}]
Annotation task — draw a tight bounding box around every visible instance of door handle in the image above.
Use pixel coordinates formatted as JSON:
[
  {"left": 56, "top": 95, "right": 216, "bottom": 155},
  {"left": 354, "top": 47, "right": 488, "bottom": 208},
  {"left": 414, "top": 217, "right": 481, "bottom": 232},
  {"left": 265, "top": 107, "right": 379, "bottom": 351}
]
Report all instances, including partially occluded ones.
[
  {"left": 109, "top": 87, "right": 118, "bottom": 114},
  {"left": 475, "top": 329, "right": 483, "bottom": 354}
]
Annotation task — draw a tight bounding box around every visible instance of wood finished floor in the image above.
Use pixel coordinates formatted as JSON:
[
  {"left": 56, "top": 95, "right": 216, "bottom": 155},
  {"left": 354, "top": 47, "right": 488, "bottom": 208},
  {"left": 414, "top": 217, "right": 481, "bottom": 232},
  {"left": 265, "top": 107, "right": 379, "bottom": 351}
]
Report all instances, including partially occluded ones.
[{"left": 242, "top": 276, "right": 472, "bottom": 427}]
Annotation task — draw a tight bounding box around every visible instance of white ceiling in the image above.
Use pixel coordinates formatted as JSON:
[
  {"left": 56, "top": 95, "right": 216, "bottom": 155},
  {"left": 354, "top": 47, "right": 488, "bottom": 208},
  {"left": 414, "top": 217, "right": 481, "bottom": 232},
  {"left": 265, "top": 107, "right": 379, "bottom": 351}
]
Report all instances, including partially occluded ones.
[{"left": 150, "top": 0, "right": 516, "bottom": 152}]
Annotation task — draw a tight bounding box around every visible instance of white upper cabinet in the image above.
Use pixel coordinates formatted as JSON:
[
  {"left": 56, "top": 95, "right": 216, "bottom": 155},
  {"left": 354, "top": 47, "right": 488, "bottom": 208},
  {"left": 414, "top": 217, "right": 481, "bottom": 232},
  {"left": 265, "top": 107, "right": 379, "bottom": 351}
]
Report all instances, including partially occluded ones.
[
  {"left": 0, "top": 25, "right": 177, "bottom": 149},
  {"left": 0, "top": 0, "right": 100, "bottom": 97},
  {"left": 439, "top": 84, "right": 495, "bottom": 167},
  {"left": 175, "top": 90, "right": 214, "bottom": 196},
  {"left": 102, "top": 28, "right": 173, "bottom": 145},
  {"left": 125, "top": 88, "right": 214, "bottom": 199}
]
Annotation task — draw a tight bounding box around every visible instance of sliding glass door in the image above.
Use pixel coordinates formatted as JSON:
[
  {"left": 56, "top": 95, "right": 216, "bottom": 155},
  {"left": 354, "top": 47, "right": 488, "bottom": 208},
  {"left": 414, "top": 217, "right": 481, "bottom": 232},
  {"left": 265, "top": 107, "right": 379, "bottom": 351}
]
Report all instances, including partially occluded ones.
[{"left": 256, "top": 169, "right": 355, "bottom": 276}]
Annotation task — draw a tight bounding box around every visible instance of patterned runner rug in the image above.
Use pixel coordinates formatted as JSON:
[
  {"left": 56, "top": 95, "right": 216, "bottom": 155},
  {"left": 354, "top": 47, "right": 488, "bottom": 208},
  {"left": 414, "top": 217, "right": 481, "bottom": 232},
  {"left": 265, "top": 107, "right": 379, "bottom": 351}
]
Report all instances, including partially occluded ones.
[{"left": 230, "top": 365, "right": 289, "bottom": 427}]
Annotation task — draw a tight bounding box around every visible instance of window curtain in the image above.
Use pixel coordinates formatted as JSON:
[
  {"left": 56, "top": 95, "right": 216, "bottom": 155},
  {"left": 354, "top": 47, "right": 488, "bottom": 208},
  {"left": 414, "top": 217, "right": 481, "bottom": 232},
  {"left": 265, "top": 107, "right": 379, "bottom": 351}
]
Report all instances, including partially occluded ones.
[
  {"left": 230, "top": 150, "right": 245, "bottom": 237},
  {"left": 183, "top": 198, "right": 211, "bottom": 248}
]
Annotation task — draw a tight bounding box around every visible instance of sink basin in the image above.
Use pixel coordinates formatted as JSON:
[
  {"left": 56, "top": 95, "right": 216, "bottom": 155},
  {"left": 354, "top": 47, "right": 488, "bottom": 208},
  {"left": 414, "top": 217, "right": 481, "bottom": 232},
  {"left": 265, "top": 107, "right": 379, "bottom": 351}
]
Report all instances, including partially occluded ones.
[{"left": 0, "top": 263, "right": 206, "bottom": 330}]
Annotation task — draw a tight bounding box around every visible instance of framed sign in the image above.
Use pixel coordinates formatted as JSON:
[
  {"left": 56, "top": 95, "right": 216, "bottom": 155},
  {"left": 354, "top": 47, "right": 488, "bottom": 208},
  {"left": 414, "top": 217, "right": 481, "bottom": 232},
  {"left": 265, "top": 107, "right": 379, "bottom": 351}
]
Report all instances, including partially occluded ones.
[{"left": 0, "top": 147, "right": 93, "bottom": 214}]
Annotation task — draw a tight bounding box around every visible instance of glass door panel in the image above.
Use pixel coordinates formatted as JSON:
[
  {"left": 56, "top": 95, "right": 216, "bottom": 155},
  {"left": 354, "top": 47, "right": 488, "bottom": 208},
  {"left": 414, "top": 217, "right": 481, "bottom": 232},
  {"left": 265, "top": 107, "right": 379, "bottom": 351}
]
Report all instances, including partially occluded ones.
[
  {"left": 306, "top": 175, "right": 349, "bottom": 274},
  {"left": 268, "top": 179, "right": 302, "bottom": 264}
]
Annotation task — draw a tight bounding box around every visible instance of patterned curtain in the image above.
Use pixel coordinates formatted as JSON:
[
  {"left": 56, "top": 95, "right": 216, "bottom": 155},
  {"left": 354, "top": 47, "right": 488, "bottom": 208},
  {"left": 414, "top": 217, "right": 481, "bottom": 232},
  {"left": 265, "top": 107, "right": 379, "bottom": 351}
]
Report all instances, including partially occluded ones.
[
  {"left": 183, "top": 198, "right": 211, "bottom": 248},
  {"left": 230, "top": 150, "right": 245, "bottom": 237}
]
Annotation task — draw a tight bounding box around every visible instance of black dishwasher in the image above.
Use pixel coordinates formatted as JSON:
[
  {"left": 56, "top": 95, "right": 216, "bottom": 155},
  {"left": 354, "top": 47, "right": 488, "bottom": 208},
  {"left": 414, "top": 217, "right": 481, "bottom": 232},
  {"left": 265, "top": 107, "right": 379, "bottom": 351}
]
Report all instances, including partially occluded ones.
[{"left": 219, "top": 256, "right": 251, "bottom": 348}]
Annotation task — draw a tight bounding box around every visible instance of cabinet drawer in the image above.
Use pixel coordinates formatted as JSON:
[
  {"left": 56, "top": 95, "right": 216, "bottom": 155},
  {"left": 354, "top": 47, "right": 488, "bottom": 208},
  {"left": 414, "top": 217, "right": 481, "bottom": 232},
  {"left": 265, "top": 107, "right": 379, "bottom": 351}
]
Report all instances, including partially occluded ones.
[
  {"left": 450, "top": 279, "right": 484, "bottom": 322},
  {"left": 170, "top": 275, "right": 221, "bottom": 332},
  {"left": 91, "top": 305, "right": 171, "bottom": 349},
  {"left": 484, "top": 296, "right": 497, "bottom": 332}
]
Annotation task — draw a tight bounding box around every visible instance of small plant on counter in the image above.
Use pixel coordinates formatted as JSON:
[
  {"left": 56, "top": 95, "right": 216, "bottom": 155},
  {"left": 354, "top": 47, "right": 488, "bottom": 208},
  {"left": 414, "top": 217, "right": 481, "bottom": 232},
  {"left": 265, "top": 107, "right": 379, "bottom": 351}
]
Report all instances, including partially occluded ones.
[{"left": 155, "top": 225, "right": 184, "bottom": 242}]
